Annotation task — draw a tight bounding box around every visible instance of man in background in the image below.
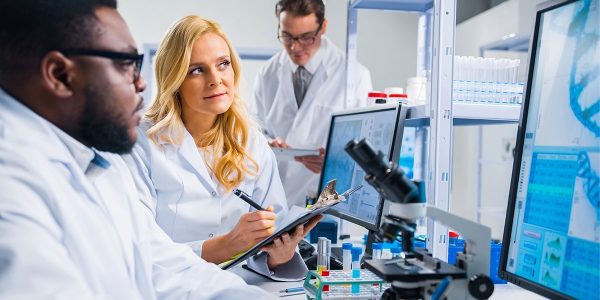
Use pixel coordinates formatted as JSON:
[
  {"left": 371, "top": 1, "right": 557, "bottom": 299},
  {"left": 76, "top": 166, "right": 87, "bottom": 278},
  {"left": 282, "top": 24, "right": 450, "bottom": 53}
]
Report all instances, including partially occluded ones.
[
  {"left": 251, "top": 0, "right": 372, "bottom": 207},
  {"left": 0, "top": 0, "right": 273, "bottom": 298}
]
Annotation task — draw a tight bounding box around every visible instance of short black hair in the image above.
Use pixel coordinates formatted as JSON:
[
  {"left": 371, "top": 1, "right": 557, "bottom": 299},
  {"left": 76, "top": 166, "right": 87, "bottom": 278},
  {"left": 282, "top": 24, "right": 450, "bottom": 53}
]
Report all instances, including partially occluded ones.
[
  {"left": 275, "top": 0, "right": 325, "bottom": 25},
  {"left": 0, "top": 0, "right": 117, "bottom": 79}
]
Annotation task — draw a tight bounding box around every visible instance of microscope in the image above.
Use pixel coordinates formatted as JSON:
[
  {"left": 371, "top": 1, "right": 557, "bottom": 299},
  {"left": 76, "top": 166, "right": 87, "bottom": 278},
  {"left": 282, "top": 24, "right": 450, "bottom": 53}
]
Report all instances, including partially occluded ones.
[{"left": 345, "top": 139, "right": 494, "bottom": 300}]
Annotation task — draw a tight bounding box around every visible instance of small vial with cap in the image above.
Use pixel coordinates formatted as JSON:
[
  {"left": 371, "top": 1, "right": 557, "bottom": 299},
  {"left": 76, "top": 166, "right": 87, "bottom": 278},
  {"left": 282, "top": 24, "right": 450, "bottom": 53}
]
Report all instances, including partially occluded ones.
[
  {"left": 342, "top": 243, "right": 353, "bottom": 271},
  {"left": 382, "top": 247, "right": 392, "bottom": 259},
  {"left": 372, "top": 243, "right": 383, "bottom": 259},
  {"left": 391, "top": 247, "right": 402, "bottom": 259}
]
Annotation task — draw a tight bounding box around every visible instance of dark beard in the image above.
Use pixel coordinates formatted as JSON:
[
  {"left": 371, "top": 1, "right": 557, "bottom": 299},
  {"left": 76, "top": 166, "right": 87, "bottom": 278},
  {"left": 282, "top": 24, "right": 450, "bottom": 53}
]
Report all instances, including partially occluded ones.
[{"left": 78, "top": 85, "right": 136, "bottom": 154}]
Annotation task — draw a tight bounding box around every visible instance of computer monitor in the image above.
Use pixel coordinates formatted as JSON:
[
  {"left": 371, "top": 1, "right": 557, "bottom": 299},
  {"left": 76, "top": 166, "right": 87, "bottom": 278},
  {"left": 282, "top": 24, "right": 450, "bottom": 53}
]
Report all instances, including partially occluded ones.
[
  {"left": 500, "top": 0, "right": 599, "bottom": 299},
  {"left": 318, "top": 103, "right": 407, "bottom": 231}
]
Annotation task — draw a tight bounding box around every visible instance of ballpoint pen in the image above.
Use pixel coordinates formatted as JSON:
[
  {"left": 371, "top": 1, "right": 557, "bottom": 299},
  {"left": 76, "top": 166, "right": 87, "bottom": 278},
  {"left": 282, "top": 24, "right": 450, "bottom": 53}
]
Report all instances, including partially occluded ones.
[
  {"left": 279, "top": 287, "right": 304, "bottom": 293},
  {"left": 232, "top": 189, "right": 266, "bottom": 211}
]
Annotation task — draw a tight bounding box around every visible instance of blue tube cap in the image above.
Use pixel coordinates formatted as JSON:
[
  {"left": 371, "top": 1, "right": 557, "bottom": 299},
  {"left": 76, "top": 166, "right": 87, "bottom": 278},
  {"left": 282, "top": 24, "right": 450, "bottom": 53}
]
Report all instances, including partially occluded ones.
[
  {"left": 342, "top": 243, "right": 353, "bottom": 250},
  {"left": 351, "top": 247, "right": 362, "bottom": 260},
  {"left": 391, "top": 247, "right": 401, "bottom": 254},
  {"left": 372, "top": 243, "right": 383, "bottom": 250}
]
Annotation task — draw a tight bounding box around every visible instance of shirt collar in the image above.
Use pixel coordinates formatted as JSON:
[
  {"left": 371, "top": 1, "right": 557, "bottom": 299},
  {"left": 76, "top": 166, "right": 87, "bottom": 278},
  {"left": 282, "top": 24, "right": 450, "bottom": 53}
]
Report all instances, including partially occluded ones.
[
  {"left": 50, "top": 125, "right": 110, "bottom": 174},
  {"left": 289, "top": 35, "right": 327, "bottom": 74}
]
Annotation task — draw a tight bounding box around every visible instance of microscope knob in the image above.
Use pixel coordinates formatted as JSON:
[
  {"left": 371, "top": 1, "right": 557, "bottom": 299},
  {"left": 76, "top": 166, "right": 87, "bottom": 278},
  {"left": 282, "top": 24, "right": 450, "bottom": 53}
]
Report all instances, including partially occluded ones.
[
  {"left": 380, "top": 287, "right": 397, "bottom": 300},
  {"left": 468, "top": 274, "right": 494, "bottom": 299}
]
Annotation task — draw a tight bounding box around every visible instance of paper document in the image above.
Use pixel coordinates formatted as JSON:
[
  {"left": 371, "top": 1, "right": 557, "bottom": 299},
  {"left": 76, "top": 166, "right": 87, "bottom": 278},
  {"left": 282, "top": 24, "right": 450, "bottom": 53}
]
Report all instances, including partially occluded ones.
[{"left": 270, "top": 147, "right": 320, "bottom": 161}]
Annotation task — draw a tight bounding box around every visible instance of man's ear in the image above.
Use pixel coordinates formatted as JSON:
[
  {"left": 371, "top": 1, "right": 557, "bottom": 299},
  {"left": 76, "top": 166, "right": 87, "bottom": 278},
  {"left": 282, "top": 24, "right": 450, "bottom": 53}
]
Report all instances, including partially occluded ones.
[
  {"left": 320, "top": 18, "right": 328, "bottom": 35},
  {"left": 40, "top": 51, "right": 75, "bottom": 98}
]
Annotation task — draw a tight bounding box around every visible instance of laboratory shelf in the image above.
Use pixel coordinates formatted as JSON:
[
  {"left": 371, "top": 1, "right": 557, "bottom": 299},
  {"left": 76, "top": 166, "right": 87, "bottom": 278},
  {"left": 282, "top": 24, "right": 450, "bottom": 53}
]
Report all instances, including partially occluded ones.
[
  {"left": 480, "top": 33, "right": 530, "bottom": 55},
  {"left": 350, "top": 0, "right": 433, "bottom": 12},
  {"left": 404, "top": 103, "right": 521, "bottom": 127}
]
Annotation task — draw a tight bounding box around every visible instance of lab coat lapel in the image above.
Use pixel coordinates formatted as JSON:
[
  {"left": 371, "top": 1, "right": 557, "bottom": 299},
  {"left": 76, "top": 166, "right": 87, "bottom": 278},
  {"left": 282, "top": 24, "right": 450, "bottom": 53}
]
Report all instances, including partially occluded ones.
[
  {"left": 268, "top": 63, "right": 298, "bottom": 139},
  {"left": 177, "top": 132, "right": 219, "bottom": 194}
]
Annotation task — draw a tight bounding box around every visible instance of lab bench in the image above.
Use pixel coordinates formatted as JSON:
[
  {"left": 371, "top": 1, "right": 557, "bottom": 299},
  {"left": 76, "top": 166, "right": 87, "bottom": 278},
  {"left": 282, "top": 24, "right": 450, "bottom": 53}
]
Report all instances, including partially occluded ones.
[{"left": 231, "top": 264, "right": 547, "bottom": 300}]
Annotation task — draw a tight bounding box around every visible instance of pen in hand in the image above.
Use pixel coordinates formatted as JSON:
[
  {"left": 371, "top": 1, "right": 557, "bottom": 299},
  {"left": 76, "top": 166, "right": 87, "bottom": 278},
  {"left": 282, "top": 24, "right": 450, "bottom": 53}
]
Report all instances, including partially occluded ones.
[{"left": 233, "top": 189, "right": 266, "bottom": 211}]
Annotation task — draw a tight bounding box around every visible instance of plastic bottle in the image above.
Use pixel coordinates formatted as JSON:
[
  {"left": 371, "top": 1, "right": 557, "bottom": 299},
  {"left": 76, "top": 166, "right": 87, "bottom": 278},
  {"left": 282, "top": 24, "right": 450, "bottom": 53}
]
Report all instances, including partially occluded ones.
[
  {"left": 387, "top": 93, "right": 408, "bottom": 105},
  {"left": 406, "top": 77, "right": 427, "bottom": 106},
  {"left": 372, "top": 243, "right": 383, "bottom": 259},
  {"left": 367, "top": 91, "right": 387, "bottom": 106},
  {"left": 342, "top": 243, "right": 352, "bottom": 271},
  {"left": 391, "top": 247, "right": 402, "bottom": 259}
]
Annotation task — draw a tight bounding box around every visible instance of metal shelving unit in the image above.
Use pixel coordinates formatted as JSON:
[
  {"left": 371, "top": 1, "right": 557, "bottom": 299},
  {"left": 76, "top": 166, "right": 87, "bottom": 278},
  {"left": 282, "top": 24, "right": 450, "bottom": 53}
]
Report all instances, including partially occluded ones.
[
  {"left": 479, "top": 33, "right": 530, "bottom": 56},
  {"left": 344, "top": 0, "right": 521, "bottom": 261},
  {"left": 405, "top": 103, "right": 521, "bottom": 127},
  {"left": 474, "top": 35, "right": 530, "bottom": 224}
]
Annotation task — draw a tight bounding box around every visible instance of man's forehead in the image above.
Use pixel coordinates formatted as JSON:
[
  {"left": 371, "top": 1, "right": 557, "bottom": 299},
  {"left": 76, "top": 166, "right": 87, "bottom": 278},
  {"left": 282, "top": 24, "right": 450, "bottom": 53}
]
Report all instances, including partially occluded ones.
[
  {"left": 93, "top": 7, "right": 137, "bottom": 52},
  {"left": 280, "top": 12, "right": 319, "bottom": 28}
]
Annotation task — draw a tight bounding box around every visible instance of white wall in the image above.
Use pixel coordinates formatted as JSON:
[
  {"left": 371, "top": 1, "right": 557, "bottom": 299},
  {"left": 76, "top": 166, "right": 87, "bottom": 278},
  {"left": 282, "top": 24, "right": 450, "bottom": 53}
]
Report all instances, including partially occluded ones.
[{"left": 118, "top": 0, "right": 419, "bottom": 101}]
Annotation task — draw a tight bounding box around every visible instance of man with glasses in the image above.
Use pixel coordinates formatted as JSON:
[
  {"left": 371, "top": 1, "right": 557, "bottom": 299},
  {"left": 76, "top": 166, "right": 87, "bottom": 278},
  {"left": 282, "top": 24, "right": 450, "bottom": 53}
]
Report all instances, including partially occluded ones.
[
  {"left": 0, "top": 1, "right": 273, "bottom": 299},
  {"left": 251, "top": 0, "right": 373, "bottom": 207}
]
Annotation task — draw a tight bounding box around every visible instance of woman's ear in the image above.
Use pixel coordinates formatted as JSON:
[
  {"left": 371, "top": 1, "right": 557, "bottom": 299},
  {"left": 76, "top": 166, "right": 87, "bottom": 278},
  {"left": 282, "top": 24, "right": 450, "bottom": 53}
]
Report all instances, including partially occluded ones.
[{"left": 40, "top": 51, "right": 75, "bottom": 98}]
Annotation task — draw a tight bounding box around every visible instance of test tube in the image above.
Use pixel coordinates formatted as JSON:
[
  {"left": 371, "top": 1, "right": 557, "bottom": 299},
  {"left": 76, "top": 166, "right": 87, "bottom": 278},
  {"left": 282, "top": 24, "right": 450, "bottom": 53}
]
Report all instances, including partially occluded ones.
[
  {"left": 372, "top": 243, "right": 383, "bottom": 259},
  {"left": 391, "top": 247, "right": 401, "bottom": 259},
  {"left": 351, "top": 247, "right": 362, "bottom": 274},
  {"left": 342, "top": 243, "right": 352, "bottom": 271},
  {"left": 351, "top": 247, "right": 362, "bottom": 293},
  {"left": 317, "top": 237, "right": 331, "bottom": 273}
]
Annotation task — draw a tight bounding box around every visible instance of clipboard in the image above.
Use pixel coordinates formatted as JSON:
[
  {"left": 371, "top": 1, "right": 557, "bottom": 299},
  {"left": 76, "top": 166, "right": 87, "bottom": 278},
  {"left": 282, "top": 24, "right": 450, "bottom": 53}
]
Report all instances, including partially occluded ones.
[{"left": 220, "top": 204, "right": 333, "bottom": 270}]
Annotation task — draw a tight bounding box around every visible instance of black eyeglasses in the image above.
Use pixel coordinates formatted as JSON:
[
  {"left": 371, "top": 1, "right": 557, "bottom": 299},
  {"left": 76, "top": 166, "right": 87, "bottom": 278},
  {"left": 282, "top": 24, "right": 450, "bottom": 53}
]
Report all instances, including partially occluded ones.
[
  {"left": 60, "top": 49, "right": 144, "bottom": 83},
  {"left": 277, "top": 22, "right": 323, "bottom": 46}
]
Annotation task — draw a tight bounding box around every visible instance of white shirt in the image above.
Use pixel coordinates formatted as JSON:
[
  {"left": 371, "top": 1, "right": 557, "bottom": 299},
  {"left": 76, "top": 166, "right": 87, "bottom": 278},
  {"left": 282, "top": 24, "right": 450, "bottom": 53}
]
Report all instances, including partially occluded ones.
[
  {"left": 0, "top": 89, "right": 273, "bottom": 299},
  {"left": 124, "top": 121, "right": 307, "bottom": 281},
  {"left": 251, "top": 36, "right": 373, "bottom": 207}
]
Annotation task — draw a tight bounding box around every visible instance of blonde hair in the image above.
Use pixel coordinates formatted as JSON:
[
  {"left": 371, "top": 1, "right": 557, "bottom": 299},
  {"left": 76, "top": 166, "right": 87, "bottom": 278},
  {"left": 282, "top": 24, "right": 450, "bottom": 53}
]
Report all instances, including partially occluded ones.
[{"left": 145, "top": 15, "right": 258, "bottom": 191}]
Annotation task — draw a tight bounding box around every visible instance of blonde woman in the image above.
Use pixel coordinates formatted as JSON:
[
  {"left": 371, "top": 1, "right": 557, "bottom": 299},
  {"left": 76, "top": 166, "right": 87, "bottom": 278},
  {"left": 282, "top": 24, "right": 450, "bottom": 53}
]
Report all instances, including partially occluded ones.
[{"left": 126, "top": 15, "right": 321, "bottom": 280}]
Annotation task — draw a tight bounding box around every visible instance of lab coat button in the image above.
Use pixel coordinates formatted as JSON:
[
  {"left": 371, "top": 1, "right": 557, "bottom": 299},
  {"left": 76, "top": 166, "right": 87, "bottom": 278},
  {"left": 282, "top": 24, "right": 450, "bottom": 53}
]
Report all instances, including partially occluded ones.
[
  {"left": 211, "top": 191, "right": 217, "bottom": 197},
  {"left": 209, "top": 233, "right": 214, "bottom": 238}
]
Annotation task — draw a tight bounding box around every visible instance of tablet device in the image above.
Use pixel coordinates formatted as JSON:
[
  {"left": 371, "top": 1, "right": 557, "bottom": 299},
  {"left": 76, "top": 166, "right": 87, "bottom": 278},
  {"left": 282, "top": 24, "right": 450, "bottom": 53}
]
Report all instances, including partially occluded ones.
[{"left": 271, "top": 147, "right": 321, "bottom": 161}]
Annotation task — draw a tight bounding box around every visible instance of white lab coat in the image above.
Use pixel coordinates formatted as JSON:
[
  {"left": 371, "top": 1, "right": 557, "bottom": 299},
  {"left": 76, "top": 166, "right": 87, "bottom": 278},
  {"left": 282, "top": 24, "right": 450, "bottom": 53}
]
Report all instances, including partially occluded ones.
[
  {"left": 125, "top": 120, "right": 307, "bottom": 281},
  {"left": 251, "top": 36, "right": 373, "bottom": 207},
  {"left": 0, "top": 89, "right": 273, "bottom": 299}
]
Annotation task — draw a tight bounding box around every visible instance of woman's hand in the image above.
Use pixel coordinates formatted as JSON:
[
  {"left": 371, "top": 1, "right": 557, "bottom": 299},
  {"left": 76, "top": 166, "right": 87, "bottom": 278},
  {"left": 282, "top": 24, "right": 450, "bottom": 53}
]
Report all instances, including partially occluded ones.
[
  {"left": 261, "top": 214, "right": 323, "bottom": 269},
  {"left": 225, "top": 206, "right": 277, "bottom": 254},
  {"left": 201, "top": 207, "right": 276, "bottom": 264}
]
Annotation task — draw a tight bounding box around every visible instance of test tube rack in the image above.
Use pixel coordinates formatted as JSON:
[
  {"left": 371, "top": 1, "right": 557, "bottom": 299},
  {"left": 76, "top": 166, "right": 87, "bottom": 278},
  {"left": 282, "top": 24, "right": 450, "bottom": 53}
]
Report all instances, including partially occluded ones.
[{"left": 302, "top": 270, "right": 387, "bottom": 300}]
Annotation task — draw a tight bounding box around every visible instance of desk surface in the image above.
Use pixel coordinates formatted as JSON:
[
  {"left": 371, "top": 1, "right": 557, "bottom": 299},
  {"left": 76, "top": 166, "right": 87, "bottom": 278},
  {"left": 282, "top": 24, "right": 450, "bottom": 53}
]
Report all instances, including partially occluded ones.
[{"left": 232, "top": 265, "right": 547, "bottom": 299}]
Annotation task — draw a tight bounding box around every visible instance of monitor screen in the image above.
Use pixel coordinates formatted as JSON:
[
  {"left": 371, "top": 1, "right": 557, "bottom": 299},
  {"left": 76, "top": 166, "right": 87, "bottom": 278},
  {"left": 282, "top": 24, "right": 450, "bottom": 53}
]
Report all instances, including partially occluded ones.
[
  {"left": 500, "top": 0, "right": 599, "bottom": 299},
  {"left": 318, "top": 104, "right": 406, "bottom": 231}
]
